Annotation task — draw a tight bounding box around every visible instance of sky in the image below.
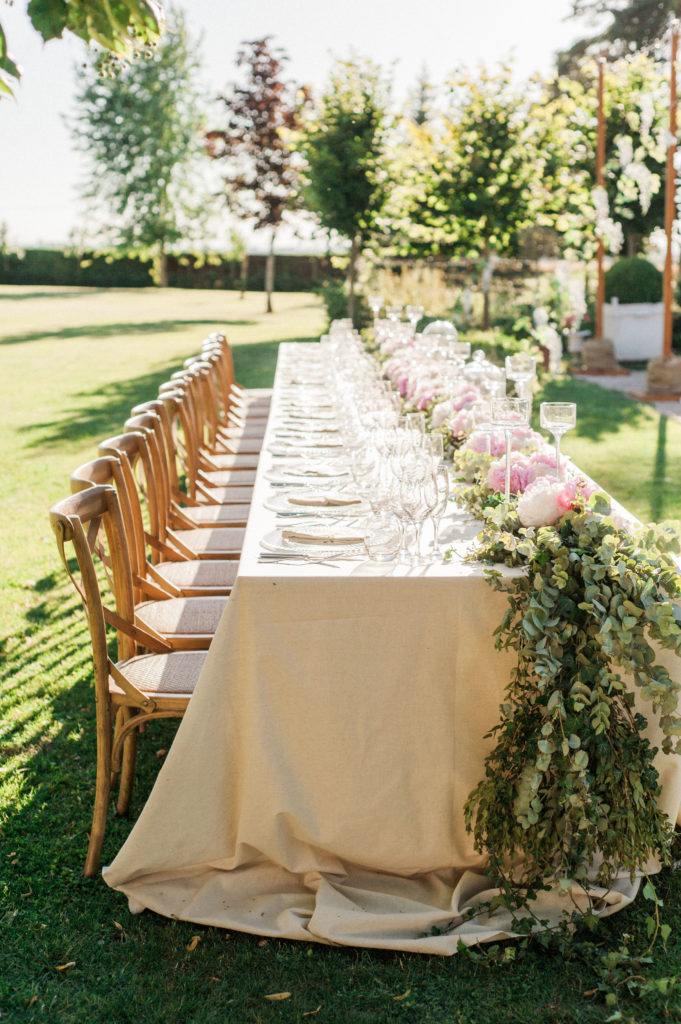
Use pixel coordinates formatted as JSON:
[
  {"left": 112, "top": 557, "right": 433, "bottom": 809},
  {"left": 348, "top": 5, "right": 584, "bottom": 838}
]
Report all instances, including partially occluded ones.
[{"left": 0, "top": 0, "right": 597, "bottom": 251}]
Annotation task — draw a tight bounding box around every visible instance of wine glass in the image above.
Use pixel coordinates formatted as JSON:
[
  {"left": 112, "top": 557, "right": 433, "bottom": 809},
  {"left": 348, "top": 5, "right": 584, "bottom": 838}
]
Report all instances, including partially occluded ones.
[
  {"left": 490, "top": 397, "right": 531, "bottom": 503},
  {"left": 385, "top": 304, "right": 403, "bottom": 323},
  {"left": 540, "top": 402, "right": 576, "bottom": 481}
]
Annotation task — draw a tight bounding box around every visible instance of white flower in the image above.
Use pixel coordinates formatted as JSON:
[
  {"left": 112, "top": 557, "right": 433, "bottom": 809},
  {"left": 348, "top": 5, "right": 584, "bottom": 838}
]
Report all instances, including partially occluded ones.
[
  {"left": 430, "top": 398, "right": 454, "bottom": 429},
  {"left": 517, "top": 477, "right": 565, "bottom": 527}
]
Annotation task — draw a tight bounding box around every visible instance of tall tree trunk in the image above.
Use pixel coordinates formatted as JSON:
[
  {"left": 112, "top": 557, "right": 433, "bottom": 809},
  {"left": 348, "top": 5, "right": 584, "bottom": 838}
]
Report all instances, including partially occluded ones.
[
  {"left": 347, "top": 232, "right": 361, "bottom": 325},
  {"left": 626, "top": 231, "right": 640, "bottom": 257},
  {"left": 265, "top": 232, "right": 275, "bottom": 314},
  {"left": 155, "top": 243, "right": 168, "bottom": 288},
  {"left": 240, "top": 252, "right": 250, "bottom": 300}
]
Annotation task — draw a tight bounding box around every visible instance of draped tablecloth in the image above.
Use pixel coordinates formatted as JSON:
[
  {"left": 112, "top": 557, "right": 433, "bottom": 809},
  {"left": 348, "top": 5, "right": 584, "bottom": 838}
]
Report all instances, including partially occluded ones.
[{"left": 103, "top": 344, "right": 681, "bottom": 954}]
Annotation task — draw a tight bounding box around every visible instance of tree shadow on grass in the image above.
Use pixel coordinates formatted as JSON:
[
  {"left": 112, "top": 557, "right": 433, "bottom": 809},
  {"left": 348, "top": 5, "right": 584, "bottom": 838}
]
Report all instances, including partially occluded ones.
[
  {"left": 1, "top": 318, "right": 256, "bottom": 346},
  {"left": 537, "top": 376, "right": 650, "bottom": 443},
  {"left": 0, "top": 289, "right": 102, "bottom": 302},
  {"left": 18, "top": 360, "right": 185, "bottom": 451}
]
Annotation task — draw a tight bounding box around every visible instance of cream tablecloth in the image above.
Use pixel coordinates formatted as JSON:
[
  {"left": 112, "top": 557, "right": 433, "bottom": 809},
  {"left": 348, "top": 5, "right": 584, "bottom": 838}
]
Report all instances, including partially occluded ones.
[{"left": 103, "top": 344, "right": 681, "bottom": 953}]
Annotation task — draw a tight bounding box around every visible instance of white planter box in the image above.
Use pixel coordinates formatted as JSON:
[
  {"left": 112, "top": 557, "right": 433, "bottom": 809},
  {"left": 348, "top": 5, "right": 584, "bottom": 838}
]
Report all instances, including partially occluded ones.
[{"left": 602, "top": 301, "right": 664, "bottom": 361}]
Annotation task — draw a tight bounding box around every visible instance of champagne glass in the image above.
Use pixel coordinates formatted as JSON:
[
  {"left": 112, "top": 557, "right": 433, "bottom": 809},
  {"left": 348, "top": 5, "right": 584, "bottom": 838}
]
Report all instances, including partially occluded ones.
[
  {"left": 429, "top": 466, "right": 451, "bottom": 561},
  {"left": 540, "top": 402, "right": 576, "bottom": 481},
  {"left": 490, "top": 397, "right": 531, "bottom": 503}
]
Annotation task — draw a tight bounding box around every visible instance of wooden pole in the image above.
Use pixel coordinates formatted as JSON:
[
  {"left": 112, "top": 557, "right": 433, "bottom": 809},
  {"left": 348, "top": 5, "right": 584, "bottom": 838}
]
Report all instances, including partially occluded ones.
[
  {"left": 663, "top": 22, "right": 678, "bottom": 360},
  {"left": 596, "top": 56, "right": 606, "bottom": 340}
]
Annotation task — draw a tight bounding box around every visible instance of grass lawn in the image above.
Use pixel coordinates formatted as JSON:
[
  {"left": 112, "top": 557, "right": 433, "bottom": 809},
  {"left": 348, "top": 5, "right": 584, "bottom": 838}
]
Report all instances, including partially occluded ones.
[{"left": 1, "top": 285, "right": 681, "bottom": 1024}]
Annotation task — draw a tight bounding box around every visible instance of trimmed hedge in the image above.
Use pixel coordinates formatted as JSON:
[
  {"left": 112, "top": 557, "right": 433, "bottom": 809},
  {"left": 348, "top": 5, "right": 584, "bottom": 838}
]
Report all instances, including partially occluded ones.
[
  {"left": 0, "top": 248, "right": 340, "bottom": 291},
  {"left": 604, "top": 256, "right": 663, "bottom": 304}
]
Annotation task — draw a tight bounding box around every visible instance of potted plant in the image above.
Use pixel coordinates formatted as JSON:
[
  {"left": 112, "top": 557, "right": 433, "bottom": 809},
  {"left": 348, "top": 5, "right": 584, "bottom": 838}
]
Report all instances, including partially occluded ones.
[{"left": 603, "top": 256, "right": 663, "bottom": 360}]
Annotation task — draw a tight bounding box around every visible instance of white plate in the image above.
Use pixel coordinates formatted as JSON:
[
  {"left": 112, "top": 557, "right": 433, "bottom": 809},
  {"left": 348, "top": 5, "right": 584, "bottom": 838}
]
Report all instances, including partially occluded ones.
[
  {"left": 268, "top": 441, "right": 344, "bottom": 456},
  {"left": 260, "top": 526, "right": 368, "bottom": 556},
  {"left": 264, "top": 465, "right": 351, "bottom": 484},
  {"left": 264, "top": 491, "right": 369, "bottom": 515}
]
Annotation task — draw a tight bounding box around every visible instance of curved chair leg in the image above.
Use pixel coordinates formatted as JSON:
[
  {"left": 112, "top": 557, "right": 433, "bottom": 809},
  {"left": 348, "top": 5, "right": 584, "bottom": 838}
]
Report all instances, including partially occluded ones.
[
  {"left": 84, "top": 739, "right": 113, "bottom": 878},
  {"left": 116, "top": 713, "right": 139, "bottom": 815}
]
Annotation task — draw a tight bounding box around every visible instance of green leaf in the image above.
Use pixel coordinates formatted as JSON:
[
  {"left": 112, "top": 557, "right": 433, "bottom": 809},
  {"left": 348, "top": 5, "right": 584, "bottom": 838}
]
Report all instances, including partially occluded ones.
[
  {"left": 642, "top": 880, "right": 657, "bottom": 902},
  {"left": 27, "top": 0, "right": 69, "bottom": 41}
]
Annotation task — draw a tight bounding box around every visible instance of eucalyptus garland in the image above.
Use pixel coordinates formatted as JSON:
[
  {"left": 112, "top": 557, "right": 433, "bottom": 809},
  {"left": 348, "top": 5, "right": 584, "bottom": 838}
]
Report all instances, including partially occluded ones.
[{"left": 452, "top": 451, "right": 681, "bottom": 904}]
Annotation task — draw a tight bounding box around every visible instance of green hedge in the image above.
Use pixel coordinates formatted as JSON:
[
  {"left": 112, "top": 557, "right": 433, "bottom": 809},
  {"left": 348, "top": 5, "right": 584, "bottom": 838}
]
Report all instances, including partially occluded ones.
[{"left": 0, "top": 249, "right": 340, "bottom": 291}]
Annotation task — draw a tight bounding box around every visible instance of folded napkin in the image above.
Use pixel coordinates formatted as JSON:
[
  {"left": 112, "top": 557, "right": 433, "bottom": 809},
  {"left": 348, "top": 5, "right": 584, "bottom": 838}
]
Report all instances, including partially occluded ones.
[
  {"left": 288, "top": 493, "right": 361, "bottom": 507},
  {"left": 288, "top": 411, "right": 334, "bottom": 420},
  {"left": 284, "top": 425, "right": 338, "bottom": 433},
  {"left": 282, "top": 529, "right": 366, "bottom": 546},
  {"left": 285, "top": 440, "right": 342, "bottom": 448}
]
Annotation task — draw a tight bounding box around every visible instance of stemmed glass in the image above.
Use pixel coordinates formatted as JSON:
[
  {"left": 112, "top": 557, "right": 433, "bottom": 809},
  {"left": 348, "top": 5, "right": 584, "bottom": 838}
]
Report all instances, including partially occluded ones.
[
  {"left": 428, "top": 466, "right": 451, "bottom": 561},
  {"left": 505, "top": 354, "right": 536, "bottom": 404},
  {"left": 385, "top": 304, "right": 403, "bottom": 323},
  {"left": 540, "top": 402, "right": 577, "bottom": 480},
  {"left": 471, "top": 400, "right": 494, "bottom": 455},
  {"left": 490, "top": 397, "right": 531, "bottom": 503}
]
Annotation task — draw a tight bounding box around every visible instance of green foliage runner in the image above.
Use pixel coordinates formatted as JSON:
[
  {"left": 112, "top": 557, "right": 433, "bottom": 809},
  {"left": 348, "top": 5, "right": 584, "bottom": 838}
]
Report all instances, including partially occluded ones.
[{"left": 451, "top": 449, "right": 681, "bottom": 914}]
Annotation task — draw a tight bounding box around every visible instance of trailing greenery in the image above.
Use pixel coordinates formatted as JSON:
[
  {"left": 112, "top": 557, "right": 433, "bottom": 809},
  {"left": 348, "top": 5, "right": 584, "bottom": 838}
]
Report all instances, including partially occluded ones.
[{"left": 448, "top": 447, "right": 681, "bottom": 914}]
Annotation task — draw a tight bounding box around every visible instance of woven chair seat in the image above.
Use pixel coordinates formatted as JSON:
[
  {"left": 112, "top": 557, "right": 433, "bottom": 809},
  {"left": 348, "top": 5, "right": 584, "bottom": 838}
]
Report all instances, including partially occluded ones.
[
  {"left": 208, "top": 451, "right": 260, "bottom": 469},
  {"left": 156, "top": 559, "right": 239, "bottom": 591},
  {"left": 136, "top": 596, "right": 227, "bottom": 637},
  {"left": 182, "top": 504, "right": 250, "bottom": 526},
  {"left": 216, "top": 436, "right": 263, "bottom": 455},
  {"left": 171, "top": 526, "right": 244, "bottom": 558},
  {"left": 200, "top": 474, "right": 256, "bottom": 492},
  {"left": 113, "top": 650, "right": 207, "bottom": 696}
]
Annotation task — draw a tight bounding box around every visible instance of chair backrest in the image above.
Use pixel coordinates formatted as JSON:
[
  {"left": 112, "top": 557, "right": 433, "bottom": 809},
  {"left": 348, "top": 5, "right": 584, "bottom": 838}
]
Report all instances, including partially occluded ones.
[
  {"left": 50, "top": 486, "right": 170, "bottom": 671},
  {"left": 70, "top": 454, "right": 172, "bottom": 603},
  {"left": 99, "top": 429, "right": 170, "bottom": 564}
]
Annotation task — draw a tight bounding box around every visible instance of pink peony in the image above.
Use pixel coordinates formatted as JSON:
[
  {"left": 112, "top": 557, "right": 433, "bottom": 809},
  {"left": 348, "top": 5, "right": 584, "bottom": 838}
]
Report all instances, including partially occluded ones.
[
  {"left": 487, "top": 453, "right": 534, "bottom": 495},
  {"left": 517, "top": 475, "right": 600, "bottom": 527},
  {"left": 452, "top": 386, "right": 483, "bottom": 412},
  {"left": 517, "top": 477, "right": 565, "bottom": 526}
]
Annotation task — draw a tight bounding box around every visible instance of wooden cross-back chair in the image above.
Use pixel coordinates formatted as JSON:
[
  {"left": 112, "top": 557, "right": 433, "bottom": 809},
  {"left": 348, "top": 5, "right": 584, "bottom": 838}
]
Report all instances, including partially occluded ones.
[
  {"left": 125, "top": 398, "right": 254, "bottom": 521},
  {"left": 84, "top": 435, "right": 238, "bottom": 596},
  {"left": 69, "top": 454, "right": 228, "bottom": 648},
  {"left": 154, "top": 383, "right": 259, "bottom": 499},
  {"left": 201, "top": 332, "right": 271, "bottom": 421},
  {"left": 100, "top": 425, "right": 244, "bottom": 563},
  {"left": 161, "top": 365, "right": 263, "bottom": 466},
  {"left": 184, "top": 351, "right": 268, "bottom": 442},
  {"left": 50, "top": 485, "right": 208, "bottom": 876}
]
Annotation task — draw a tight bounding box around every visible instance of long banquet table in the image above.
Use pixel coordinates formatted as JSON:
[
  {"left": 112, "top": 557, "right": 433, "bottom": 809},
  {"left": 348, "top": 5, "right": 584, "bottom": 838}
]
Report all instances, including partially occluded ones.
[{"left": 103, "top": 343, "right": 681, "bottom": 954}]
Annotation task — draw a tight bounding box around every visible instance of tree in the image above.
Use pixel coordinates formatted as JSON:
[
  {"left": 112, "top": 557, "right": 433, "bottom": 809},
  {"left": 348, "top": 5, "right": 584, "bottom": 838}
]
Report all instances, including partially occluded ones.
[
  {"left": 385, "top": 64, "right": 548, "bottom": 327},
  {"left": 560, "top": 1, "right": 681, "bottom": 73},
  {"left": 1, "top": 0, "right": 163, "bottom": 97},
  {"left": 298, "top": 58, "right": 389, "bottom": 323},
  {"left": 71, "top": 8, "right": 205, "bottom": 286},
  {"left": 205, "top": 38, "right": 302, "bottom": 314}
]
